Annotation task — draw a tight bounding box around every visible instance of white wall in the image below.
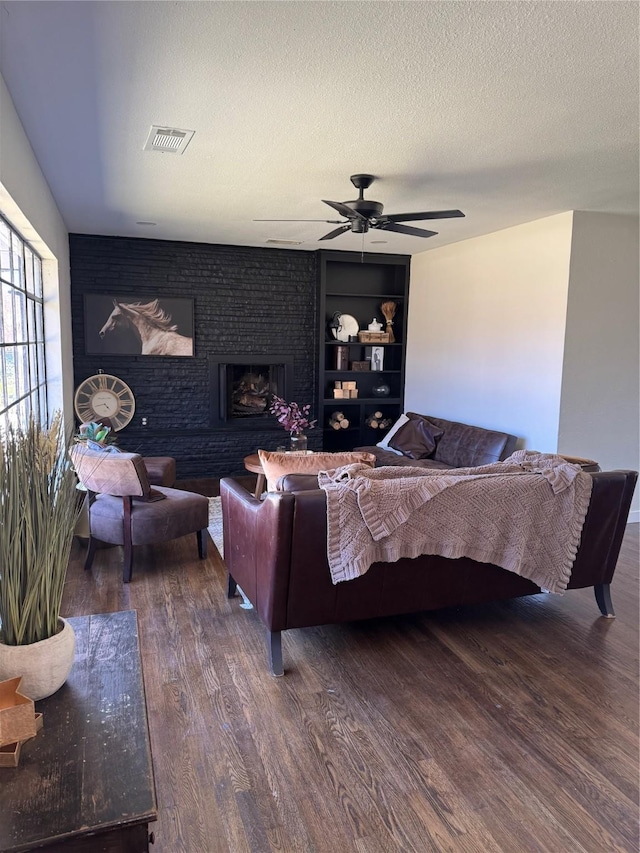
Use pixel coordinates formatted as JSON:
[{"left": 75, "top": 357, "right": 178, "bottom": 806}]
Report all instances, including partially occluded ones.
[
  {"left": 559, "top": 212, "right": 639, "bottom": 517},
  {"left": 0, "top": 72, "right": 72, "bottom": 419},
  {"left": 406, "top": 210, "right": 639, "bottom": 520},
  {"left": 406, "top": 213, "right": 574, "bottom": 451}
]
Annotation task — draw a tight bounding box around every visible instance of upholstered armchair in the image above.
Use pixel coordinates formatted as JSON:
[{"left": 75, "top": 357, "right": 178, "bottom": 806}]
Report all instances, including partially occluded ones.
[{"left": 71, "top": 445, "right": 209, "bottom": 583}]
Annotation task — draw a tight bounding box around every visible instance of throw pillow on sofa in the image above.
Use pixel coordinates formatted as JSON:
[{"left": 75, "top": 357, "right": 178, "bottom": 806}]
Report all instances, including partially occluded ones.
[
  {"left": 258, "top": 450, "right": 376, "bottom": 492},
  {"left": 375, "top": 413, "right": 410, "bottom": 455},
  {"left": 388, "top": 416, "right": 444, "bottom": 459}
]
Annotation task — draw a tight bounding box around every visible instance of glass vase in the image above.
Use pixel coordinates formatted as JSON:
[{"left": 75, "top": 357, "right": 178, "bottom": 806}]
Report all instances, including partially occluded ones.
[{"left": 289, "top": 431, "right": 308, "bottom": 453}]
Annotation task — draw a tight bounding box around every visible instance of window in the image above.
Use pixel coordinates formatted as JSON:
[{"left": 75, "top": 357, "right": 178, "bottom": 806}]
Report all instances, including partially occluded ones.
[{"left": 0, "top": 214, "right": 47, "bottom": 427}]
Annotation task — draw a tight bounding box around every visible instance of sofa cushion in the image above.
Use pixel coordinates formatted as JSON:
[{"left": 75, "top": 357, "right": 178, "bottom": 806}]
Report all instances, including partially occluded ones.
[
  {"left": 258, "top": 450, "right": 376, "bottom": 492},
  {"left": 375, "top": 413, "right": 409, "bottom": 456},
  {"left": 355, "top": 446, "right": 453, "bottom": 469},
  {"left": 406, "top": 413, "right": 517, "bottom": 468},
  {"left": 388, "top": 417, "right": 444, "bottom": 459},
  {"left": 89, "top": 486, "right": 208, "bottom": 545}
]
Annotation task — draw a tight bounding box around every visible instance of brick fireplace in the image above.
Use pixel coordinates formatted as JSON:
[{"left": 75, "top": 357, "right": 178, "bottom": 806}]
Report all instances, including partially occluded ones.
[{"left": 70, "top": 234, "right": 318, "bottom": 478}]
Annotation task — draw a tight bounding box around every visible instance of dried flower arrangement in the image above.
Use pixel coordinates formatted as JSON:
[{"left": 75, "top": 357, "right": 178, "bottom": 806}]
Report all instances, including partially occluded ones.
[
  {"left": 380, "top": 301, "right": 397, "bottom": 343},
  {"left": 268, "top": 396, "right": 317, "bottom": 435}
]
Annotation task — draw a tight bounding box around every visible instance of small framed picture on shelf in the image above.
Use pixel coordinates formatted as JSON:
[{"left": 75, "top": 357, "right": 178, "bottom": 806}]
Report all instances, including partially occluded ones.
[{"left": 370, "top": 346, "right": 384, "bottom": 371}]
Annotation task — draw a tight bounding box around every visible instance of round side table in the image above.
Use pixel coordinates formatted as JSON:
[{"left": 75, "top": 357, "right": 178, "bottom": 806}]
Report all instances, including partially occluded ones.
[{"left": 243, "top": 453, "right": 266, "bottom": 498}]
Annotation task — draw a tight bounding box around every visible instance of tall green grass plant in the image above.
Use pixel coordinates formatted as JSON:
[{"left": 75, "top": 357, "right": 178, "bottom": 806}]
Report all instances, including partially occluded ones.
[{"left": 0, "top": 414, "right": 80, "bottom": 645}]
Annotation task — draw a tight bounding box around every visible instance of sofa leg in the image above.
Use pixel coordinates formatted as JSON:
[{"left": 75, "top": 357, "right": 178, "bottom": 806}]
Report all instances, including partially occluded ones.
[
  {"left": 268, "top": 631, "right": 284, "bottom": 677},
  {"left": 227, "top": 573, "right": 237, "bottom": 598},
  {"left": 197, "top": 529, "right": 207, "bottom": 559},
  {"left": 594, "top": 583, "right": 615, "bottom": 618}
]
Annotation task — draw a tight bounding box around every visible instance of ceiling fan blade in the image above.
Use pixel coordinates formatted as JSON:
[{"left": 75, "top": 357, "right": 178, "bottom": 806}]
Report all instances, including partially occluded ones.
[
  {"left": 384, "top": 209, "right": 465, "bottom": 223},
  {"left": 254, "top": 219, "right": 345, "bottom": 223},
  {"left": 319, "top": 224, "right": 352, "bottom": 241},
  {"left": 376, "top": 222, "right": 438, "bottom": 238},
  {"left": 322, "top": 199, "right": 367, "bottom": 220}
]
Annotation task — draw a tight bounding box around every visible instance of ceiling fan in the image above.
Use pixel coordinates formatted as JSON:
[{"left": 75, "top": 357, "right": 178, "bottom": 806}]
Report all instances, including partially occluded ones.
[{"left": 255, "top": 174, "right": 465, "bottom": 240}]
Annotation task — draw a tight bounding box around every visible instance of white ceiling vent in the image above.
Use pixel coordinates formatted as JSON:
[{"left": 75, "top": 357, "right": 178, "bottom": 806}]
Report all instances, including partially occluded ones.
[{"left": 144, "top": 125, "right": 194, "bottom": 154}]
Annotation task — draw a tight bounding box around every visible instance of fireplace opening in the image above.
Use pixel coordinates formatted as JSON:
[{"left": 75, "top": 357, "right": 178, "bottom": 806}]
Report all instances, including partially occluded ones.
[
  {"left": 209, "top": 355, "right": 294, "bottom": 427},
  {"left": 230, "top": 364, "right": 276, "bottom": 417}
]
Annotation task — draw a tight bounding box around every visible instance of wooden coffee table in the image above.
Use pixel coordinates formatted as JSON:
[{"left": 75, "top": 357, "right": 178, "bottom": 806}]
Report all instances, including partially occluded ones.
[
  {"left": 243, "top": 453, "right": 266, "bottom": 498},
  {"left": 0, "top": 611, "right": 157, "bottom": 852}
]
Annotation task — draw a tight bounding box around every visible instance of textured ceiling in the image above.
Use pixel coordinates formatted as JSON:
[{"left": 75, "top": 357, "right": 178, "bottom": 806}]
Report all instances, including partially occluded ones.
[{"left": 1, "top": 1, "right": 638, "bottom": 255}]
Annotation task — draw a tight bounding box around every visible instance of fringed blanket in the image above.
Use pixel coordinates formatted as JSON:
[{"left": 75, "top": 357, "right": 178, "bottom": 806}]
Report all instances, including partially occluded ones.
[{"left": 317, "top": 450, "right": 593, "bottom": 592}]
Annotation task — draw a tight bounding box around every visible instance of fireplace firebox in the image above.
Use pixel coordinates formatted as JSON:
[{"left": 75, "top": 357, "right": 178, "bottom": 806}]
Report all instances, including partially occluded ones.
[{"left": 209, "top": 356, "right": 294, "bottom": 427}]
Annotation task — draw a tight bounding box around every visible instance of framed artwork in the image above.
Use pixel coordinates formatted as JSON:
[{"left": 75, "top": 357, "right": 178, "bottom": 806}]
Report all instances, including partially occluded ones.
[
  {"left": 84, "top": 295, "right": 194, "bottom": 357},
  {"left": 370, "top": 346, "right": 384, "bottom": 371}
]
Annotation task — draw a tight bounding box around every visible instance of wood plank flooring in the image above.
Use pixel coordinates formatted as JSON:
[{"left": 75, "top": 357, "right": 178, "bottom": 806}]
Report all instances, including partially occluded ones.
[{"left": 61, "top": 516, "right": 639, "bottom": 853}]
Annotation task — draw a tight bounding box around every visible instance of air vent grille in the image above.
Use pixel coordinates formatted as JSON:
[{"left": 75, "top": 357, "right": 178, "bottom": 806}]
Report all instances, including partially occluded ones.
[{"left": 144, "top": 125, "right": 195, "bottom": 155}]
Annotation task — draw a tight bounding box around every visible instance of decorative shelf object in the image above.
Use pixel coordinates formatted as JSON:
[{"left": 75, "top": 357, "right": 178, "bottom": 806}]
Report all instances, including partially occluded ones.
[
  {"left": 358, "top": 330, "right": 390, "bottom": 344},
  {"left": 365, "top": 411, "right": 394, "bottom": 431},
  {"left": 329, "top": 412, "right": 350, "bottom": 430},
  {"left": 0, "top": 713, "right": 43, "bottom": 768},
  {"left": 0, "top": 677, "right": 37, "bottom": 748},
  {"left": 0, "top": 676, "right": 44, "bottom": 768}
]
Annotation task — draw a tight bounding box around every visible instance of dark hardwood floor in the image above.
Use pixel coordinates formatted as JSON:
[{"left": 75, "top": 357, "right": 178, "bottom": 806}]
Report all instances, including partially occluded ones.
[{"left": 61, "top": 512, "right": 639, "bottom": 853}]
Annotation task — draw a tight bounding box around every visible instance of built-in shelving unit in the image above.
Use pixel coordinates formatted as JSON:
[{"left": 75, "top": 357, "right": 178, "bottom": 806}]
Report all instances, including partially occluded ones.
[{"left": 317, "top": 250, "right": 410, "bottom": 451}]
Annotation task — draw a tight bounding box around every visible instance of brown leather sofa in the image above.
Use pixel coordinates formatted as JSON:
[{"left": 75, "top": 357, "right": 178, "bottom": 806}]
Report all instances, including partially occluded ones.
[
  {"left": 221, "top": 468, "right": 637, "bottom": 675},
  {"left": 357, "top": 414, "right": 601, "bottom": 473},
  {"left": 356, "top": 412, "right": 519, "bottom": 469}
]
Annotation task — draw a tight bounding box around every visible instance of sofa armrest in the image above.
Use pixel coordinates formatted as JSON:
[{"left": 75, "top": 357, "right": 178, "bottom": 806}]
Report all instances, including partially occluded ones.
[
  {"left": 220, "top": 478, "right": 295, "bottom": 631},
  {"left": 568, "top": 470, "right": 637, "bottom": 589},
  {"left": 277, "top": 472, "right": 321, "bottom": 492}
]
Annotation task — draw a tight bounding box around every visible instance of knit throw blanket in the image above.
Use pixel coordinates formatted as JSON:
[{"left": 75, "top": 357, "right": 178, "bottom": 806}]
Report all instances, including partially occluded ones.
[{"left": 317, "top": 450, "right": 593, "bottom": 591}]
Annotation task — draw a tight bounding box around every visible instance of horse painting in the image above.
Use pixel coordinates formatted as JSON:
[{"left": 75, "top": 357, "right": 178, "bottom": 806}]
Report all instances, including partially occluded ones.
[{"left": 98, "top": 300, "right": 193, "bottom": 356}]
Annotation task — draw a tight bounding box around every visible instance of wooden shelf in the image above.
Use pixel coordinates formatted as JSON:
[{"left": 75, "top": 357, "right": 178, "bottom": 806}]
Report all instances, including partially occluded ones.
[
  {"left": 324, "top": 397, "right": 401, "bottom": 405},
  {"left": 318, "top": 250, "right": 409, "bottom": 452},
  {"left": 324, "top": 340, "right": 403, "bottom": 347},
  {"left": 325, "top": 369, "right": 402, "bottom": 375}
]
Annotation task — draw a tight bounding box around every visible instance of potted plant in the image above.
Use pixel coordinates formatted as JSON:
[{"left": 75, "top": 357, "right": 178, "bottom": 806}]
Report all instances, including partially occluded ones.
[
  {"left": 74, "top": 420, "right": 118, "bottom": 448},
  {"left": 268, "top": 395, "right": 316, "bottom": 452},
  {"left": 0, "top": 414, "right": 81, "bottom": 700}
]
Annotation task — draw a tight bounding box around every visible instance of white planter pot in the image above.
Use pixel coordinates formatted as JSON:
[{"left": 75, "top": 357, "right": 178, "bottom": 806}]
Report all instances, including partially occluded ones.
[{"left": 0, "top": 618, "right": 76, "bottom": 701}]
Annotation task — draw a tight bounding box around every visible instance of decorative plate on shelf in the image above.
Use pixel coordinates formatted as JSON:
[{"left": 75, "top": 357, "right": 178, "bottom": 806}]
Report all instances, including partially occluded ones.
[{"left": 331, "top": 313, "right": 359, "bottom": 342}]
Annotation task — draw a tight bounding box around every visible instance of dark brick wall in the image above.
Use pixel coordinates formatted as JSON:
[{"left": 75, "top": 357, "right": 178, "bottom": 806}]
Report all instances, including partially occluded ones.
[{"left": 70, "top": 234, "right": 320, "bottom": 478}]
